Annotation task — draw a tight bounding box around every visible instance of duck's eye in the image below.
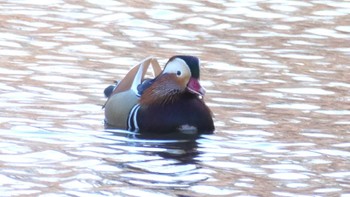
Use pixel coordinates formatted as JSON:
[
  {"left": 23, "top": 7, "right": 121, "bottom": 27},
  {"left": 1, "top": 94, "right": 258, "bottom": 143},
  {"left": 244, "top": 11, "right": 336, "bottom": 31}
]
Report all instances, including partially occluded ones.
[{"left": 176, "top": 70, "right": 182, "bottom": 76}]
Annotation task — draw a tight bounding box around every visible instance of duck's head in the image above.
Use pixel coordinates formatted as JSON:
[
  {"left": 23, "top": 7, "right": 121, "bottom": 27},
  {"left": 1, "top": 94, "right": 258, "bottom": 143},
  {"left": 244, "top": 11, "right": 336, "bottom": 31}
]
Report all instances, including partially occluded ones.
[
  {"left": 140, "top": 55, "right": 205, "bottom": 105},
  {"left": 163, "top": 55, "right": 205, "bottom": 96}
]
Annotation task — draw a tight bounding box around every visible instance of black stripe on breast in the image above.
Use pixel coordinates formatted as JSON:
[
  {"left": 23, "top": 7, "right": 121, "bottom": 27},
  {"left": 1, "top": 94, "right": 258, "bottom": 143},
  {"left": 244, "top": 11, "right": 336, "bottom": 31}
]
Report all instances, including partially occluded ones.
[{"left": 127, "top": 104, "right": 141, "bottom": 131}]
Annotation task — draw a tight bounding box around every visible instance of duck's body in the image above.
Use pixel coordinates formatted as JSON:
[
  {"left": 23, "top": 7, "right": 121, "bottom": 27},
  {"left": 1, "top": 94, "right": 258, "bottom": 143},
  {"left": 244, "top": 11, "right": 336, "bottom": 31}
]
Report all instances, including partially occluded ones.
[
  {"left": 104, "top": 55, "right": 214, "bottom": 134},
  {"left": 137, "top": 93, "right": 214, "bottom": 134}
]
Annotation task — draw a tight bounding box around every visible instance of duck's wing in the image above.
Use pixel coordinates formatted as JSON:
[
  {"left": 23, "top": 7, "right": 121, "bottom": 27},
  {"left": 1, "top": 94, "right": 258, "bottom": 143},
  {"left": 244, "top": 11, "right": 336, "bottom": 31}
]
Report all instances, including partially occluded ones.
[
  {"left": 137, "top": 78, "right": 155, "bottom": 95},
  {"left": 110, "top": 56, "right": 162, "bottom": 97}
]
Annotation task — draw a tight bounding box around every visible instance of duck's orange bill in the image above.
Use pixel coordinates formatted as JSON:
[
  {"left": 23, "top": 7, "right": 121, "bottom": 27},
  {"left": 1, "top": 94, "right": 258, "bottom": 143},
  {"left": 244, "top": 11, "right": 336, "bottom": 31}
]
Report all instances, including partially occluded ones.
[{"left": 187, "top": 77, "right": 205, "bottom": 96}]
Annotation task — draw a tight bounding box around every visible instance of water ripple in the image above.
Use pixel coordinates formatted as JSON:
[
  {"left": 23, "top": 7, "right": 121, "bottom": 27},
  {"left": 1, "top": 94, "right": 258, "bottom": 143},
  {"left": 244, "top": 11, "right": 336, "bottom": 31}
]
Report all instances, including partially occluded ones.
[{"left": 0, "top": 0, "right": 349, "bottom": 196}]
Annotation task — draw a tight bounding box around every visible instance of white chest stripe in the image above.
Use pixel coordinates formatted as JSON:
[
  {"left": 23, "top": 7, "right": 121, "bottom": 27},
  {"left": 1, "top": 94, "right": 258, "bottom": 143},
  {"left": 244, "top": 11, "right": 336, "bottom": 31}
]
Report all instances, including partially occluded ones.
[{"left": 127, "top": 104, "right": 140, "bottom": 131}]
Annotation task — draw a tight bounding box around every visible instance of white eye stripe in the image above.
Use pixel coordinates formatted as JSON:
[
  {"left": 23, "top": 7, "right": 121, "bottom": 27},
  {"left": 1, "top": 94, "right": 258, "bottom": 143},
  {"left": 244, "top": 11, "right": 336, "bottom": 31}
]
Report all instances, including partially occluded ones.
[
  {"left": 163, "top": 58, "right": 190, "bottom": 77},
  {"left": 163, "top": 57, "right": 192, "bottom": 87}
]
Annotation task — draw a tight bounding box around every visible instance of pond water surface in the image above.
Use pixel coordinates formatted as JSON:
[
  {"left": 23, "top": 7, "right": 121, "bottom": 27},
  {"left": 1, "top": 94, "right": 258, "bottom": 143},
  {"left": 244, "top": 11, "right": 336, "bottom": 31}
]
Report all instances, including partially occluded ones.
[{"left": 0, "top": 0, "right": 350, "bottom": 196}]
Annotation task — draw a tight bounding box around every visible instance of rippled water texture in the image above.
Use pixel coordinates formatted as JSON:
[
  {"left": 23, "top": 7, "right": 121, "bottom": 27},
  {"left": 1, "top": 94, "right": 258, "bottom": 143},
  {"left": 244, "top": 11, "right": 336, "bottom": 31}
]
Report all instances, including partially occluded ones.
[{"left": 1, "top": 0, "right": 350, "bottom": 196}]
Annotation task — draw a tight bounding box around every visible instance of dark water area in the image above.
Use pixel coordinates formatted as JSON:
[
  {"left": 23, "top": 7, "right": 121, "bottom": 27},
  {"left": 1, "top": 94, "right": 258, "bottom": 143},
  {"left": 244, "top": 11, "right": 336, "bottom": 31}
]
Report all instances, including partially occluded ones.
[{"left": 0, "top": 0, "right": 350, "bottom": 196}]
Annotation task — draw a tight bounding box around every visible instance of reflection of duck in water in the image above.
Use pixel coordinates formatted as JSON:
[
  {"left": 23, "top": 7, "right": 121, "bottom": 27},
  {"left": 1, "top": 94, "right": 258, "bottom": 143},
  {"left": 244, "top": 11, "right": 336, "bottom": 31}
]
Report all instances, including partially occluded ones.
[
  {"left": 104, "top": 129, "right": 207, "bottom": 186},
  {"left": 104, "top": 55, "right": 214, "bottom": 134}
]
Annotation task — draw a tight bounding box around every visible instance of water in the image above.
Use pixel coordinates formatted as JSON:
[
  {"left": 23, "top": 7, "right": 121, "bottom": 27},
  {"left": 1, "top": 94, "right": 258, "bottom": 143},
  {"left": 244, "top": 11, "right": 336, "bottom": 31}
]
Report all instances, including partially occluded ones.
[{"left": 1, "top": 0, "right": 350, "bottom": 196}]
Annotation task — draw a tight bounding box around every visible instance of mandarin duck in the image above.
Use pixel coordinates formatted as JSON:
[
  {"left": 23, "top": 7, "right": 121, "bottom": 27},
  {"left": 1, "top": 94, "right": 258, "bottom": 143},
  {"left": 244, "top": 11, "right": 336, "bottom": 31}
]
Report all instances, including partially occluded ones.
[{"left": 104, "top": 55, "right": 214, "bottom": 134}]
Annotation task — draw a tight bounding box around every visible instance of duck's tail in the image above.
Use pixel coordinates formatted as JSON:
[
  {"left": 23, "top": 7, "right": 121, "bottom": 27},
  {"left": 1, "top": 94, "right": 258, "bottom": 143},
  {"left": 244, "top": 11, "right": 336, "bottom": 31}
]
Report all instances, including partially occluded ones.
[{"left": 104, "top": 81, "right": 119, "bottom": 98}]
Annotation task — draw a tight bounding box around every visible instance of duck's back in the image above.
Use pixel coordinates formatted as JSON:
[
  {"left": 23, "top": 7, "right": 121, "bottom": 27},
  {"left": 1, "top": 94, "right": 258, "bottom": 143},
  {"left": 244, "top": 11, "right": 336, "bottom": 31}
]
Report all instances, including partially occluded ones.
[{"left": 104, "top": 57, "right": 162, "bottom": 129}]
